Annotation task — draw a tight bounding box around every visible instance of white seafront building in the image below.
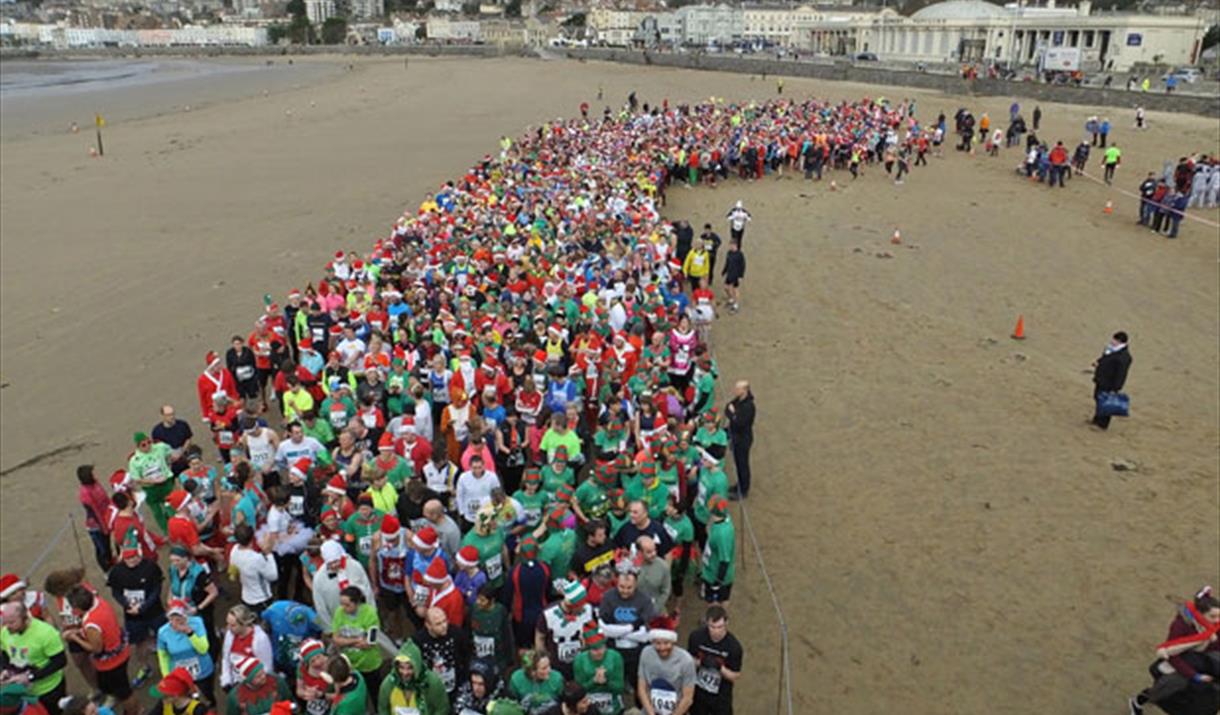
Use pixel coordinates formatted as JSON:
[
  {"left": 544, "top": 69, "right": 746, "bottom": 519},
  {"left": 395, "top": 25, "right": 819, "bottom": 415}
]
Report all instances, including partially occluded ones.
[
  {"left": 0, "top": 20, "right": 268, "bottom": 46},
  {"left": 795, "top": 0, "right": 1210, "bottom": 72}
]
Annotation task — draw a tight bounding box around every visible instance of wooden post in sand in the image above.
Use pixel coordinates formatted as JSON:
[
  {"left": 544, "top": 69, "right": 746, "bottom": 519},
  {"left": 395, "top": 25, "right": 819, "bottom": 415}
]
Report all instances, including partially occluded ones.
[{"left": 95, "top": 114, "right": 106, "bottom": 157}]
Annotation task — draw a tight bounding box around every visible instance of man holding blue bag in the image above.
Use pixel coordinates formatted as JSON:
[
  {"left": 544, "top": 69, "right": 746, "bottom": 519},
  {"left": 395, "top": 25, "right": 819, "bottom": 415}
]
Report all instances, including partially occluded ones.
[{"left": 1092, "top": 331, "right": 1133, "bottom": 431}]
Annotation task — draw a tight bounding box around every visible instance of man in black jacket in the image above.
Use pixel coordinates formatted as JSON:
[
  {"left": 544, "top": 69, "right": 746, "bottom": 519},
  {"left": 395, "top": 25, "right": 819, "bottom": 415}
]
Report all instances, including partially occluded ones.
[
  {"left": 721, "top": 240, "right": 746, "bottom": 313},
  {"left": 1092, "top": 331, "right": 1132, "bottom": 430},
  {"left": 725, "top": 381, "right": 756, "bottom": 499}
]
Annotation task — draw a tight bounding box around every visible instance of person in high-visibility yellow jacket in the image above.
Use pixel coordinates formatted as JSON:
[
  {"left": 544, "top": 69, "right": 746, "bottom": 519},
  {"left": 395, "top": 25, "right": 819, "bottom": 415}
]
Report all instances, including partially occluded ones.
[{"left": 682, "top": 238, "right": 711, "bottom": 288}]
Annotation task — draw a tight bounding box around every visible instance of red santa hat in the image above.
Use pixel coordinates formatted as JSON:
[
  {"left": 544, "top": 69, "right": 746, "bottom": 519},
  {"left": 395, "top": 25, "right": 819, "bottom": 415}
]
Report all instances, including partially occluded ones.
[
  {"left": 0, "top": 574, "right": 26, "bottom": 599},
  {"left": 456, "top": 545, "right": 480, "bottom": 568},
  {"left": 153, "top": 668, "right": 195, "bottom": 698},
  {"left": 108, "top": 469, "right": 130, "bottom": 492},
  {"left": 380, "top": 514, "right": 401, "bottom": 536},
  {"left": 377, "top": 432, "right": 396, "bottom": 451},
  {"left": 334, "top": 250, "right": 345, "bottom": 261},
  {"left": 424, "top": 557, "right": 450, "bottom": 585},
  {"left": 324, "top": 476, "right": 347, "bottom": 496},
  {"left": 290, "top": 458, "right": 312, "bottom": 480},
  {"left": 165, "top": 490, "right": 191, "bottom": 512},
  {"left": 205, "top": 351, "right": 220, "bottom": 368},
  {"left": 413, "top": 526, "right": 438, "bottom": 550}
]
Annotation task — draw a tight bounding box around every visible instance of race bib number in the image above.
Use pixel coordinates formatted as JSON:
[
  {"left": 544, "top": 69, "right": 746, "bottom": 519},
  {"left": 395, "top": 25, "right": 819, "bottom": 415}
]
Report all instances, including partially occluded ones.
[
  {"left": 288, "top": 495, "right": 305, "bottom": 517},
  {"left": 697, "top": 666, "right": 722, "bottom": 694},
  {"left": 306, "top": 701, "right": 330, "bottom": 715},
  {"left": 413, "top": 585, "right": 429, "bottom": 606},
  {"left": 329, "top": 411, "right": 347, "bottom": 429},
  {"left": 142, "top": 462, "right": 165, "bottom": 482},
  {"left": 395, "top": 709, "right": 421, "bottom": 715},
  {"left": 557, "top": 639, "right": 580, "bottom": 663},
  {"left": 217, "top": 431, "right": 235, "bottom": 448},
  {"left": 361, "top": 413, "right": 377, "bottom": 429},
  {"left": 484, "top": 553, "right": 503, "bottom": 581},
  {"left": 474, "top": 635, "right": 495, "bottom": 658},
  {"left": 123, "top": 589, "right": 145, "bottom": 609},
  {"left": 358, "top": 535, "right": 373, "bottom": 556},
  {"left": 650, "top": 687, "right": 679, "bottom": 715},
  {"left": 179, "top": 657, "right": 201, "bottom": 678},
  {"left": 435, "top": 661, "right": 455, "bottom": 691},
  {"left": 587, "top": 692, "right": 613, "bottom": 710},
  {"left": 236, "top": 366, "right": 255, "bottom": 381}
]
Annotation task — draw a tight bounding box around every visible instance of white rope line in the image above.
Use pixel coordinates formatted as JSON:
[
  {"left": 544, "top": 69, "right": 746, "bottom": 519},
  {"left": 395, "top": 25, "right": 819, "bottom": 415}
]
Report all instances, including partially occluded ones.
[
  {"left": 737, "top": 494, "right": 795, "bottom": 715},
  {"left": 1073, "top": 167, "right": 1220, "bottom": 228}
]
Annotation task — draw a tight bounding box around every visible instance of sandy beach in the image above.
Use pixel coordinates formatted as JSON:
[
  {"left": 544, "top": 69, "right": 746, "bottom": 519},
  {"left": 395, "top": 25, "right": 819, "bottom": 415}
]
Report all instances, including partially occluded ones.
[{"left": 1, "top": 54, "right": 1217, "bottom": 713}]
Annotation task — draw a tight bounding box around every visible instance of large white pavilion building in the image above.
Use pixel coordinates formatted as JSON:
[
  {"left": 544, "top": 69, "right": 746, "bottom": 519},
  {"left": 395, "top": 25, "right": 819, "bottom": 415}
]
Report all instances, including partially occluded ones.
[{"left": 795, "top": 0, "right": 1211, "bottom": 72}]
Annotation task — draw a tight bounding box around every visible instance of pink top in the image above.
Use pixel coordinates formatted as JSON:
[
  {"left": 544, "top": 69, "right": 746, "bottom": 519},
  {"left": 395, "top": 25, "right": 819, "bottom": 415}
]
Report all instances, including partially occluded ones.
[{"left": 79, "top": 482, "right": 112, "bottom": 533}]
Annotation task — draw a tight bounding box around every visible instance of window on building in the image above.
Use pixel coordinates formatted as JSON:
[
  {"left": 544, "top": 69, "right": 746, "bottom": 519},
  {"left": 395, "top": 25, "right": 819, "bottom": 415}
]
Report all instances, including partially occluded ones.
[{"left": 1084, "top": 30, "right": 1094, "bottom": 47}]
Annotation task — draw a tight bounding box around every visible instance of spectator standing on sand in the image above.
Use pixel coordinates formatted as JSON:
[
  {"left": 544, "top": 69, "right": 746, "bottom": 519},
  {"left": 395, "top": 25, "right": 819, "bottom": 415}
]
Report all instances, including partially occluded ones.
[
  {"left": 1137, "top": 173, "right": 1158, "bottom": 226},
  {"left": 726, "top": 381, "right": 755, "bottom": 500},
  {"left": 1090, "top": 331, "right": 1132, "bottom": 431},
  {"left": 1032, "top": 105, "right": 1042, "bottom": 131}
]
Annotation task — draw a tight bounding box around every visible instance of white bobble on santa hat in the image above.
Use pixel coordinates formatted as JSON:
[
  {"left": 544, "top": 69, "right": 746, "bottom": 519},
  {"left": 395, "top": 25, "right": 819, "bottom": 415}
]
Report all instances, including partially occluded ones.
[
  {"left": 205, "top": 351, "right": 220, "bottom": 369},
  {"left": 423, "top": 556, "right": 450, "bottom": 585}
]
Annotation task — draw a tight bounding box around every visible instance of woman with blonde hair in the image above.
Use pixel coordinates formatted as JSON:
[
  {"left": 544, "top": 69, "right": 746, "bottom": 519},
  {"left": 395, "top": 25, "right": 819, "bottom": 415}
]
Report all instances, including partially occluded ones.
[{"left": 218, "top": 603, "right": 273, "bottom": 689}]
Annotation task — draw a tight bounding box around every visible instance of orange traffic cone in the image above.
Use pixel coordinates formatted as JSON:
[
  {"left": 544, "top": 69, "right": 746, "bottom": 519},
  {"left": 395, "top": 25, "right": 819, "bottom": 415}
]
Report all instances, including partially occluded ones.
[
  {"left": 1103, "top": 200, "right": 1113, "bottom": 215},
  {"left": 1011, "top": 315, "right": 1026, "bottom": 340},
  {"left": 890, "top": 229, "right": 902, "bottom": 245}
]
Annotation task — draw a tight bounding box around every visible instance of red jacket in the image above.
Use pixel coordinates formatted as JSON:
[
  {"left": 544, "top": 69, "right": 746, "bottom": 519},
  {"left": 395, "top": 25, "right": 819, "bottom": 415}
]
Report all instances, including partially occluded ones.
[{"left": 196, "top": 368, "right": 238, "bottom": 423}]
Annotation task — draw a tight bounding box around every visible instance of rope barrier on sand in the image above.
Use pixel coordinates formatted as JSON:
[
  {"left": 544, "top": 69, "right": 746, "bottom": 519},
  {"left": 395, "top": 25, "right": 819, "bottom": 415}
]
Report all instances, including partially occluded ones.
[
  {"left": 737, "top": 495, "right": 795, "bottom": 715},
  {"left": 23, "top": 515, "right": 81, "bottom": 580},
  {"left": 1074, "top": 167, "right": 1220, "bottom": 228}
]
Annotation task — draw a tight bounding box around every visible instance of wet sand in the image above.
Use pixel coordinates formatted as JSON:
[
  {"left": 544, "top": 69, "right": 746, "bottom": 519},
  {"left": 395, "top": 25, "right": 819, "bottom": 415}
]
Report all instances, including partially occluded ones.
[{"left": 1, "top": 55, "right": 1217, "bottom": 713}]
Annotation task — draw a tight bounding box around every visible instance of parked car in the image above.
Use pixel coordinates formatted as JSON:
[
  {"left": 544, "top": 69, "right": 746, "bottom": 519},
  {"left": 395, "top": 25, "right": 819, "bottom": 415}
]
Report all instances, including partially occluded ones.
[
  {"left": 854, "top": 52, "right": 879, "bottom": 61},
  {"left": 1162, "top": 68, "right": 1203, "bottom": 84}
]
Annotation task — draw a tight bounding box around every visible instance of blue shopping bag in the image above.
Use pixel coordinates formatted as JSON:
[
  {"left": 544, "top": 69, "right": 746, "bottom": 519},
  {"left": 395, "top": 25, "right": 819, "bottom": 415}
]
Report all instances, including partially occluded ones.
[{"left": 1096, "top": 391, "right": 1130, "bottom": 418}]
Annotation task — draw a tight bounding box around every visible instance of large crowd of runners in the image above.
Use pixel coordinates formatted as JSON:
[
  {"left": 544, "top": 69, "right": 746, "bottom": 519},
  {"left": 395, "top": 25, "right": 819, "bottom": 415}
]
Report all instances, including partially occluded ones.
[{"left": 1, "top": 90, "right": 1217, "bottom": 715}]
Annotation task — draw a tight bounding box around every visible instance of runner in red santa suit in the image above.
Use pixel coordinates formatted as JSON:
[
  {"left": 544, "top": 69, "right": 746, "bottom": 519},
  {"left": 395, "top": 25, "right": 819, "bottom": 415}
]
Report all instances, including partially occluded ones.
[
  {"left": 196, "top": 351, "right": 238, "bottom": 426},
  {"left": 416, "top": 558, "right": 464, "bottom": 629}
]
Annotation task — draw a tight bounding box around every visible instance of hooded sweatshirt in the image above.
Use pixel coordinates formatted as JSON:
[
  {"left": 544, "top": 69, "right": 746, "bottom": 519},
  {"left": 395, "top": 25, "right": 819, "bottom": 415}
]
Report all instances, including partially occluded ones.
[{"left": 377, "top": 639, "right": 451, "bottom": 715}]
